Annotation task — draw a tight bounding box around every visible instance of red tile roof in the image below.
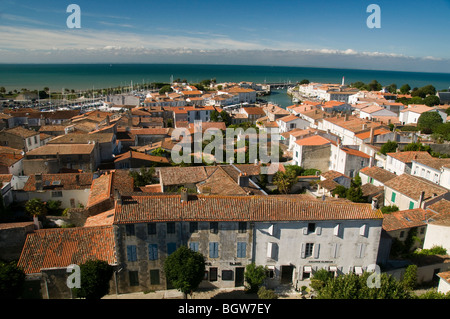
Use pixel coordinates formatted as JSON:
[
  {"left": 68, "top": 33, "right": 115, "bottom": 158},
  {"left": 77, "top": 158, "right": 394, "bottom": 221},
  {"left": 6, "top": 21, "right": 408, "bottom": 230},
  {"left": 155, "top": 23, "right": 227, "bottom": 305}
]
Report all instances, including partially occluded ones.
[
  {"left": 382, "top": 208, "right": 435, "bottom": 232},
  {"left": 17, "top": 226, "right": 117, "bottom": 274},
  {"left": 387, "top": 151, "right": 433, "bottom": 164},
  {"left": 23, "top": 173, "right": 93, "bottom": 191},
  {"left": 113, "top": 194, "right": 382, "bottom": 224}
]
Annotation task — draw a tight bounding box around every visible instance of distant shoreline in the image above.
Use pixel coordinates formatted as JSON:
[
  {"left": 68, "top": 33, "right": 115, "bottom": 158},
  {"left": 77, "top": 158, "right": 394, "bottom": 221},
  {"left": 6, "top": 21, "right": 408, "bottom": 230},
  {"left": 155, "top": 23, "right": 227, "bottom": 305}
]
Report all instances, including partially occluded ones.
[{"left": 1, "top": 63, "right": 449, "bottom": 92}]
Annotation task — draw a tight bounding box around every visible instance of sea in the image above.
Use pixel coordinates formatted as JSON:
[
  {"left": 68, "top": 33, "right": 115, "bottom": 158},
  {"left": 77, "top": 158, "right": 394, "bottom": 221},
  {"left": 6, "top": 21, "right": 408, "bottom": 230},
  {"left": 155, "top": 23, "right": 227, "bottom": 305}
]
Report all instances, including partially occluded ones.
[{"left": 1, "top": 64, "right": 449, "bottom": 108}]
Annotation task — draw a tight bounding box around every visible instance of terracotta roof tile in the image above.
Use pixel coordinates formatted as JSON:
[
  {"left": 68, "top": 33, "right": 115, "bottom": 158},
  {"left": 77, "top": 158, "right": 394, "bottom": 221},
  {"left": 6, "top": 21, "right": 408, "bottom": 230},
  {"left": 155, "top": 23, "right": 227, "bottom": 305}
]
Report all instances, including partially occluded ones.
[
  {"left": 382, "top": 208, "right": 435, "bottom": 232},
  {"left": 23, "top": 173, "right": 93, "bottom": 191},
  {"left": 384, "top": 174, "right": 449, "bottom": 202},
  {"left": 114, "top": 194, "right": 382, "bottom": 224},
  {"left": 17, "top": 226, "right": 116, "bottom": 274},
  {"left": 360, "top": 166, "right": 397, "bottom": 183},
  {"left": 387, "top": 151, "right": 433, "bottom": 163}
]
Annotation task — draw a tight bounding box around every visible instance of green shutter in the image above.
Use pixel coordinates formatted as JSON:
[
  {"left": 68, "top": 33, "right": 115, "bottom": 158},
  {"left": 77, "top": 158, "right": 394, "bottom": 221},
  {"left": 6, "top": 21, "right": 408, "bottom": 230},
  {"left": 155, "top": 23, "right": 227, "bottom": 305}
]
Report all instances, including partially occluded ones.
[
  {"left": 391, "top": 192, "right": 396, "bottom": 203},
  {"left": 409, "top": 201, "right": 414, "bottom": 209}
]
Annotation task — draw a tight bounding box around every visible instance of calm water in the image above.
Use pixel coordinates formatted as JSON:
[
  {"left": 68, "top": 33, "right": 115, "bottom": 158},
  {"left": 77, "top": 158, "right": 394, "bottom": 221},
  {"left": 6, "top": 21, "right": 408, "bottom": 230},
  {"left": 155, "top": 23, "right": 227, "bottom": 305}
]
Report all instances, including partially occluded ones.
[{"left": 1, "top": 64, "right": 449, "bottom": 93}]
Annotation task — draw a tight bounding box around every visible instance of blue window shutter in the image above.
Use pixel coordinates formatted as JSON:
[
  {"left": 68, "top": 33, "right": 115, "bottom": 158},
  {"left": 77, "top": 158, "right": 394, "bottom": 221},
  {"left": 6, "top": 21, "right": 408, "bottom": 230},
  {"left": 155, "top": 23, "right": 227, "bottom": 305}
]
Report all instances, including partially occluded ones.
[
  {"left": 189, "top": 242, "right": 199, "bottom": 252},
  {"left": 209, "top": 242, "right": 218, "bottom": 258},
  {"left": 237, "top": 242, "right": 246, "bottom": 258},
  {"left": 127, "top": 245, "right": 137, "bottom": 261},
  {"left": 148, "top": 244, "right": 158, "bottom": 260}
]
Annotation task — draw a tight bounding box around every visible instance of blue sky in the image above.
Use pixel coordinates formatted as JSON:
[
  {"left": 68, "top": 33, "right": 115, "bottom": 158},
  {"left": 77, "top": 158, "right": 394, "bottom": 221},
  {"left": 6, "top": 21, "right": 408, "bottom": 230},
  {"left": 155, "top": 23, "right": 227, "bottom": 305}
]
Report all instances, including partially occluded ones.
[{"left": 0, "top": 0, "right": 449, "bottom": 72}]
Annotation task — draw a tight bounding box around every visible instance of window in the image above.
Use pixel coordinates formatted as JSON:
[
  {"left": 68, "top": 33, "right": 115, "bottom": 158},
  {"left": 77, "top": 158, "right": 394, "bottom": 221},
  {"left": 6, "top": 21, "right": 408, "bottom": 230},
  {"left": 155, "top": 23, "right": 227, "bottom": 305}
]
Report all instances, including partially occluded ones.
[
  {"left": 126, "top": 224, "right": 135, "bottom": 236},
  {"left": 238, "top": 222, "right": 247, "bottom": 233},
  {"left": 391, "top": 192, "right": 396, "bottom": 203},
  {"left": 209, "top": 267, "right": 218, "bottom": 282},
  {"left": 237, "top": 242, "right": 247, "bottom": 258},
  {"left": 167, "top": 222, "right": 175, "bottom": 234},
  {"left": 51, "top": 191, "right": 63, "bottom": 198},
  {"left": 129, "top": 271, "right": 139, "bottom": 286},
  {"left": 267, "top": 242, "right": 277, "bottom": 259},
  {"left": 148, "top": 244, "right": 158, "bottom": 261},
  {"left": 267, "top": 266, "right": 275, "bottom": 279},
  {"left": 369, "top": 177, "right": 374, "bottom": 184},
  {"left": 189, "top": 242, "right": 199, "bottom": 252},
  {"left": 399, "top": 231, "right": 405, "bottom": 238},
  {"left": 167, "top": 243, "right": 176, "bottom": 255},
  {"left": 222, "top": 270, "right": 233, "bottom": 281},
  {"left": 420, "top": 227, "right": 425, "bottom": 235},
  {"left": 302, "top": 243, "right": 314, "bottom": 258},
  {"left": 127, "top": 245, "right": 137, "bottom": 262},
  {"left": 190, "top": 222, "right": 198, "bottom": 233},
  {"left": 308, "top": 223, "right": 316, "bottom": 233},
  {"left": 210, "top": 222, "right": 218, "bottom": 234},
  {"left": 148, "top": 223, "right": 156, "bottom": 235},
  {"left": 34, "top": 136, "right": 38, "bottom": 144},
  {"left": 150, "top": 270, "right": 160, "bottom": 285},
  {"left": 209, "top": 242, "right": 219, "bottom": 258}
]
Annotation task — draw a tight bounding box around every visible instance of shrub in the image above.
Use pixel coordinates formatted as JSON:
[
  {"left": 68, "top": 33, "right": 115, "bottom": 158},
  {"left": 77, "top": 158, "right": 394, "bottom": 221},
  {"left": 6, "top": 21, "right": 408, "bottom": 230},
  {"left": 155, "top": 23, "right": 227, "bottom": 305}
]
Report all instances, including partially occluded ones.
[
  {"left": 257, "top": 286, "right": 278, "bottom": 299},
  {"left": 244, "top": 263, "right": 267, "bottom": 293}
]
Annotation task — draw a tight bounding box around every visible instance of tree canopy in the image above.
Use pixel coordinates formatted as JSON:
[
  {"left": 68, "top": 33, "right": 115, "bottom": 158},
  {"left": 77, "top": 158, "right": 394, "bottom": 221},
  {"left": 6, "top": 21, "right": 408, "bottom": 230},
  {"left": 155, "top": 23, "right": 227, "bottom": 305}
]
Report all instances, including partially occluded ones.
[
  {"left": 380, "top": 140, "right": 398, "bottom": 155},
  {"left": 0, "top": 261, "right": 25, "bottom": 299},
  {"left": 244, "top": 263, "right": 267, "bottom": 293},
  {"left": 417, "top": 112, "right": 443, "bottom": 134},
  {"left": 72, "top": 259, "right": 114, "bottom": 299},
  {"left": 25, "top": 198, "right": 47, "bottom": 218},
  {"left": 163, "top": 246, "right": 206, "bottom": 298},
  {"left": 129, "top": 167, "right": 156, "bottom": 187}
]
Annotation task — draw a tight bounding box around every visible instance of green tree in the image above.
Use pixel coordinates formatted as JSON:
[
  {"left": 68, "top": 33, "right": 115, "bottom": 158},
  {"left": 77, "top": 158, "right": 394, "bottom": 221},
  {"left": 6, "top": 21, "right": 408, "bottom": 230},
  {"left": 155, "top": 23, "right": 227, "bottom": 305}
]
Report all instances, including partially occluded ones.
[
  {"left": 159, "top": 85, "right": 173, "bottom": 95},
  {"left": 0, "top": 261, "right": 25, "bottom": 299},
  {"left": 385, "top": 83, "right": 397, "bottom": 94},
  {"left": 299, "top": 79, "right": 310, "bottom": 85},
  {"left": 46, "top": 200, "right": 62, "bottom": 216},
  {"left": 163, "top": 246, "right": 206, "bottom": 298},
  {"left": 272, "top": 169, "right": 298, "bottom": 194},
  {"left": 244, "top": 263, "right": 267, "bottom": 293},
  {"left": 380, "top": 140, "right": 398, "bottom": 155},
  {"left": 402, "top": 265, "right": 418, "bottom": 291},
  {"left": 381, "top": 205, "right": 399, "bottom": 214},
  {"left": 257, "top": 286, "right": 278, "bottom": 299},
  {"left": 423, "top": 95, "right": 440, "bottom": 107},
  {"left": 72, "top": 259, "right": 114, "bottom": 299},
  {"left": 417, "top": 112, "right": 443, "bottom": 134},
  {"left": 365, "top": 80, "right": 382, "bottom": 91},
  {"left": 25, "top": 198, "right": 48, "bottom": 219},
  {"left": 416, "top": 289, "right": 450, "bottom": 299},
  {"left": 399, "top": 84, "right": 411, "bottom": 94},
  {"left": 403, "top": 142, "right": 431, "bottom": 152},
  {"left": 129, "top": 167, "right": 156, "bottom": 187},
  {"left": 316, "top": 272, "right": 411, "bottom": 299},
  {"left": 331, "top": 185, "right": 347, "bottom": 198},
  {"left": 310, "top": 268, "right": 334, "bottom": 292}
]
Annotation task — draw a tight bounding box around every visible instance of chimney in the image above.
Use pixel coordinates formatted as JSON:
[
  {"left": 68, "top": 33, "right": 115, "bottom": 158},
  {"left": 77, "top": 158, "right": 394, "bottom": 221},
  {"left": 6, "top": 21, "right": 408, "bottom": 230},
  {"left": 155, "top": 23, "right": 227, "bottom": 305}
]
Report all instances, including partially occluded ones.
[
  {"left": 418, "top": 191, "right": 425, "bottom": 208},
  {"left": 369, "top": 127, "right": 375, "bottom": 145},
  {"left": 345, "top": 114, "right": 349, "bottom": 121},
  {"left": 180, "top": 188, "right": 188, "bottom": 202},
  {"left": 114, "top": 189, "right": 122, "bottom": 205},
  {"left": 371, "top": 198, "right": 378, "bottom": 210},
  {"left": 75, "top": 174, "right": 80, "bottom": 185},
  {"left": 238, "top": 173, "right": 249, "bottom": 188},
  {"left": 35, "top": 174, "right": 43, "bottom": 191}
]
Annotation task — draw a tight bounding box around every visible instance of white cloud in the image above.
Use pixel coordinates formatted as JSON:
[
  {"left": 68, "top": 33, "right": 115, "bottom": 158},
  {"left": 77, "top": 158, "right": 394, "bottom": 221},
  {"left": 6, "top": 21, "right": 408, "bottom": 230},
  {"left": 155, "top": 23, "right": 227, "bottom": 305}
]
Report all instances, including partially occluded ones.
[{"left": 0, "top": 26, "right": 448, "bottom": 73}]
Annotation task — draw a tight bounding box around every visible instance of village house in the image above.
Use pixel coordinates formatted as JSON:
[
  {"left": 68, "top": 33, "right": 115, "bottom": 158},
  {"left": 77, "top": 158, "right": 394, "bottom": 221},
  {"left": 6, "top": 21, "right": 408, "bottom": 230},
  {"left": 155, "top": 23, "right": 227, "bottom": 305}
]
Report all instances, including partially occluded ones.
[
  {"left": 317, "top": 170, "right": 352, "bottom": 197},
  {"left": 16, "top": 173, "right": 94, "bottom": 209},
  {"left": 411, "top": 157, "right": 450, "bottom": 188},
  {"left": 112, "top": 193, "right": 382, "bottom": 292},
  {"left": 46, "top": 132, "right": 118, "bottom": 162},
  {"left": 385, "top": 151, "right": 433, "bottom": 175},
  {"left": 0, "top": 145, "right": 24, "bottom": 176},
  {"left": 114, "top": 151, "right": 170, "bottom": 169},
  {"left": 422, "top": 199, "right": 450, "bottom": 253},
  {"left": 399, "top": 104, "right": 447, "bottom": 125},
  {"left": 359, "top": 104, "right": 398, "bottom": 121},
  {"left": 0, "top": 126, "right": 41, "bottom": 152},
  {"left": 23, "top": 143, "right": 100, "bottom": 175},
  {"left": 381, "top": 208, "right": 435, "bottom": 255},
  {"left": 359, "top": 166, "right": 397, "bottom": 188},
  {"left": 276, "top": 114, "right": 310, "bottom": 134},
  {"left": 292, "top": 135, "right": 334, "bottom": 172},
  {"left": 329, "top": 143, "right": 371, "bottom": 178},
  {"left": 239, "top": 107, "right": 266, "bottom": 124},
  {"left": 383, "top": 173, "right": 450, "bottom": 211}
]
